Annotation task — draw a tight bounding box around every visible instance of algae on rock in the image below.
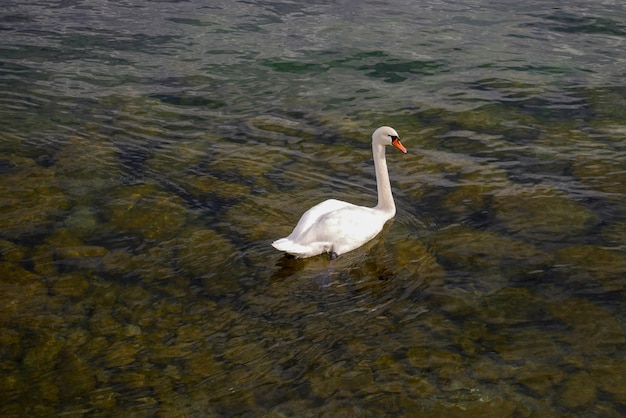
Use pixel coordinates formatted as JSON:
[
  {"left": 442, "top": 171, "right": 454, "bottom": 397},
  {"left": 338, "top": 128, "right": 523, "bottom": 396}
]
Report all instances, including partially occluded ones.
[
  {"left": 492, "top": 185, "right": 597, "bottom": 242},
  {"left": 0, "top": 156, "right": 70, "bottom": 240},
  {"left": 102, "top": 182, "right": 190, "bottom": 240}
]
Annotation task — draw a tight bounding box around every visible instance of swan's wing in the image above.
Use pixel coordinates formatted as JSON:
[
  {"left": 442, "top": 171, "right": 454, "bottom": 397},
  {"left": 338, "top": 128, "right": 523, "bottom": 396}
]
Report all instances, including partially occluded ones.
[
  {"left": 286, "top": 199, "right": 355, "bottom": 241},
  {"left": 310, "top": 206, "right": 385, "bottom": 253}
]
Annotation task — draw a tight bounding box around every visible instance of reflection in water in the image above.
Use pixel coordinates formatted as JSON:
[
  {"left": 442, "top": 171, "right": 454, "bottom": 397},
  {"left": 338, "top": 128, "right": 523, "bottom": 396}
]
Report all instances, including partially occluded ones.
[{"left": 1, "top": 0, "right": 625, "bottom": 416}]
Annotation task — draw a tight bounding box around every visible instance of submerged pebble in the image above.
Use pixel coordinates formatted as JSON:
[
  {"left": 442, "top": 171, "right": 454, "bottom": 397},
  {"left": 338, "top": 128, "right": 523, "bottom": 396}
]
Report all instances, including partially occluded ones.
[
  {"left": 548, "top": 298, "right": 624, "bottom": 355},
  {"left": 0, "top": 156, "right": 70, "bottom": 240},
  {"left": 102, "top": 341, "right": 142, "bottom": 368},
  {"left": 55, "top": 245, "right": 108, "bottom": 259},
  {"left": 492, "top": 185, "right": 597, "bottom": 242},
  {"left": 54, "top": 135, "right": 123, "bottom": 200},
  {"left": 427, "top": 224, "right": 551, "bottom": 277},
  {"left": 103, "top": 182, "right": 189, "bottom": 240},
  {"left": 560, "top": 371, "right": 596, "bottom": 408},
  {"left": 0, "top": 239, "right": 26, "bottom": 263},
  {"left": 552, "top": 246, "right": 626, "bottom": 292}
]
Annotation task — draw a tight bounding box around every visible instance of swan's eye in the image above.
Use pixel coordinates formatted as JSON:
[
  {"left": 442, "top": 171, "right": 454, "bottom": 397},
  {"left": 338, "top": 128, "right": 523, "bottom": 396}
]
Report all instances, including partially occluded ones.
[{"left": 389, "top": 135, "right": 398, "bottom": 140}]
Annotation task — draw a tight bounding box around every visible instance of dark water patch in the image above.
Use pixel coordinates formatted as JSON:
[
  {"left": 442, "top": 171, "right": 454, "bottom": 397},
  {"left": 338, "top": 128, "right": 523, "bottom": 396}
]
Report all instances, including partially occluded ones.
[
  {"left": 508, "top": 64, "right": 578, "bottom": 76},
  {"left": 155, "top": 176, "right": 225, "bottom": 215},
  {"left": 574, "top": 85, "right": 626, "bottom": 121},
  {"left": 238, "top": 0, "right": 318, "bottom": 17},
  {"left": 0, "top": 159, "right": 16, "bottom": 174},
  {"left": 518, "top": 102, "right": 590, "bottom": 124},
  {"left": 233, "top": 22, "right": 270, "bottom": 33},
  {"left": 149, "top": 93, "right": 226, "bottom": 109},
  {"left": 165, "top": 17, "right": 214, "bottom": 27},
  {"left": 469, "top": 77, "right": 537, "bottom": 92},
  {"left": 0, "top": 60, "right": 37, "bottom": 75},
  {"left": 416, "top": 104, "right": 540, "bottom": 145},
  {"left": 460, "top": 84, "right": 593, "bottom": 124},
  {"left": 261, "top": 59, "right": 328, "bottom": 74},
  {"left": 539, "top": 12, "right": 626, "bottom": 37},
  {"left": 358, "top": 59, "right": 447, "bottom": 83},
  {"left": 325, "top": 50, "right": 394, "bottom": 73},
  {"left": 0, "top": 38, "right": 121, "bottom": 66},
  {"left": 261, "top": 50, "right": 447, "bottom": 83},
  {"left": 153, "top": 74, "right": 218, "bottom": 89},
  {"left": 342, "top": 50, "right": 388, "bottom": 60},
  {"left": 0, "top": 13, "right": 36, "bottom": 25},
  {"left": 59, "top": 32, "right": 181, "bottom": 56},
  {"left": 115, "top": 150, "right": 150, "bottom": 180}
]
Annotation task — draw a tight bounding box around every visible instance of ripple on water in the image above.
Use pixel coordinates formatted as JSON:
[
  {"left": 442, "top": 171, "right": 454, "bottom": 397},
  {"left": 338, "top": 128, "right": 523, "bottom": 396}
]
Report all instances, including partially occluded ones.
[{"left": 1, "top": 0, "right": 626, "bottom": 415}]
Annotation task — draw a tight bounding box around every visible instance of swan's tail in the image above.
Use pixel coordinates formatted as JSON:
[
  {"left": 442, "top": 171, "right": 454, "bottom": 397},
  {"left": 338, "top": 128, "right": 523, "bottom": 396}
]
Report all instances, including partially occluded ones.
[
  {"left": 272, "top": 238, "right": 302, "bottom": 252},
  {"left": 272, "top": 238, "right": 289, "bottom": 250},
  {"left": 272, "top": 238, "right": 317, "bottom": 258}
]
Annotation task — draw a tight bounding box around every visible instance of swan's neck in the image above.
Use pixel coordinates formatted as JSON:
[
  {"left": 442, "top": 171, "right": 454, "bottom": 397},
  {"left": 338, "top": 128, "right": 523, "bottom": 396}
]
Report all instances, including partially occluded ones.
[{"left": 373, "top": 142, "right": 396, "bottom": 215}]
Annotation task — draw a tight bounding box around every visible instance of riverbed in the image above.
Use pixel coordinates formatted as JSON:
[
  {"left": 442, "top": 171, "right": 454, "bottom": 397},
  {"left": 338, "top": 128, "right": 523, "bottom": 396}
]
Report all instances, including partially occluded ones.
[{"left": 1, "top": 0, "right": 625, "bottom": 416}]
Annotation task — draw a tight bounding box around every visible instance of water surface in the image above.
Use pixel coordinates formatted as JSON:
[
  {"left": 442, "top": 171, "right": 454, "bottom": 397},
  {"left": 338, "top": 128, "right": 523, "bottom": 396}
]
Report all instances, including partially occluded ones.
[{"left": 1, "top": 0, "right": 625, "bottom": 416}]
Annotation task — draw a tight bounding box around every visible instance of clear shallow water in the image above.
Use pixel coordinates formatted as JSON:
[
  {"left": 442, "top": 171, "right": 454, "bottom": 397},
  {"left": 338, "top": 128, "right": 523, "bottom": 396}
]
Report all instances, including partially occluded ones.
[{"left": 1, "top": 0, "right": 625, "bottom": 416}]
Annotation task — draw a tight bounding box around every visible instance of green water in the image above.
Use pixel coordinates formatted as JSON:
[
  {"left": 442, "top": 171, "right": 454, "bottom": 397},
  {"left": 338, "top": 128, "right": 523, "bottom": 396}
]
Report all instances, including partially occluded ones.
[{"left": 1, "top": 0, "right": 625, "bottom": 416}]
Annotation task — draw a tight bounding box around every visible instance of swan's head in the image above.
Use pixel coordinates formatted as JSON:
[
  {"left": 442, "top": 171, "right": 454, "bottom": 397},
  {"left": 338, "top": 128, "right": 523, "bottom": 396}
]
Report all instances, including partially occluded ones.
[{"left": 372, "top": 126, "right": 407, "bottom": 153}]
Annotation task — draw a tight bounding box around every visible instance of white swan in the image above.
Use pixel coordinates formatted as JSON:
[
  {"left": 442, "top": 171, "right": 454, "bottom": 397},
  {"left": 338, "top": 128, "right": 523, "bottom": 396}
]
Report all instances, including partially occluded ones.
[{"left": 272, "top": 126, "right": 407, "bottom": 258}]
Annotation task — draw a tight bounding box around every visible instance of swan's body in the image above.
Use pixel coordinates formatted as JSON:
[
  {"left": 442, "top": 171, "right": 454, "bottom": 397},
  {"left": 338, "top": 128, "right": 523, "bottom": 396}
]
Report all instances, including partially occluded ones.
[{"left": 272, "top": 126, "right": 407, "bottom": 258}]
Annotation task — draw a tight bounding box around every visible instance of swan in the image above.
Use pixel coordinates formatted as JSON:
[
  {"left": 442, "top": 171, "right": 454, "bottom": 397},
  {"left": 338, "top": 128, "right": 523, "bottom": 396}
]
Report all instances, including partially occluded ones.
[{"left": 272, "top": 126, "right": 407, "bottom": 258}]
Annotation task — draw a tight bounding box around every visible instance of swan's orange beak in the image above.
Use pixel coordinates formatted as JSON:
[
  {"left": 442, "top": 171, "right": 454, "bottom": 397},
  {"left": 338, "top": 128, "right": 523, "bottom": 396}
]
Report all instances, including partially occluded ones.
[{"left": 392, "top": 137, "right": 407, "bottom": 153}]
